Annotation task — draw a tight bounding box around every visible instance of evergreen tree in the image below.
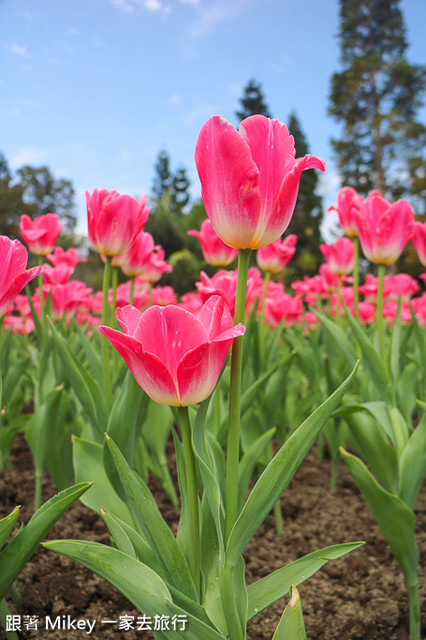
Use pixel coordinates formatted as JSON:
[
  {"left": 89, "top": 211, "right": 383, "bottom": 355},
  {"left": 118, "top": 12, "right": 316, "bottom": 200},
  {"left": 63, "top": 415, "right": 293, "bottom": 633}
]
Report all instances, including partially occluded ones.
[
  {"left": 17, "top": 165, "right": 77, "bottom": 232},
  {"left": 170, "top": 165, "right": 191, "bottom": 214},
  {"left": 329, "top": 0, "right": 426, "bottom": 210},
  {"left": 152, "top": 150, "right": 173, "bottom": 201},
  {"left": 0, "top": 153, "right": 34, "bottom": 238},
  {"left": 235, "top": 79, "right": 272, "bottom": 122},
  {"left": 287, "top": 113, "right": 324, "bottom": 276}
]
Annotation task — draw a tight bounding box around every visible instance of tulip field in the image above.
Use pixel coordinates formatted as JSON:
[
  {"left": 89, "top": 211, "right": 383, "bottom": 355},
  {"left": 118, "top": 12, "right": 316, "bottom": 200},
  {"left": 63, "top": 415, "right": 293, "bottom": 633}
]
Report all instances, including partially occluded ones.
[{"left": 0, "top": 115, "right": 425, "bottom": 640}]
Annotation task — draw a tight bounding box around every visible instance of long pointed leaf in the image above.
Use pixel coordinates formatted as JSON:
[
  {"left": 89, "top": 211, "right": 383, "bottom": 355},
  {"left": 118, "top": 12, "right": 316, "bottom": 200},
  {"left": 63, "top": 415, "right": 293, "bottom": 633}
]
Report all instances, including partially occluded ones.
[
  {"left": 226, "top": 363, "right": 358, "bottom": 566},
  {"left": 272, "top": 585, "right": 307, "bottom": 640},
  {"left": 0, "top": 483, "right": 91, "bottom": 600}
]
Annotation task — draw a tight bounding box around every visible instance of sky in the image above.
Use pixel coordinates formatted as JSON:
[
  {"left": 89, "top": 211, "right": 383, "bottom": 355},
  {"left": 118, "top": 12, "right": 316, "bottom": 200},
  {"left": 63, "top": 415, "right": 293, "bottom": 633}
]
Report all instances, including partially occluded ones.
[{"left": 1, "top": 0, "right": 425, "bottom": 238}]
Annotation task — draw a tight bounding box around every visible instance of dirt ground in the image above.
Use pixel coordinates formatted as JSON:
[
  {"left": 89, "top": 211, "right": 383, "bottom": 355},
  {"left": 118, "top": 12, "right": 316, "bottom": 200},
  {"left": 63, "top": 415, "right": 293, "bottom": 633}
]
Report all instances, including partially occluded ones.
[{"left": 0, "top": 435, "right": 425, "bottom": 640}]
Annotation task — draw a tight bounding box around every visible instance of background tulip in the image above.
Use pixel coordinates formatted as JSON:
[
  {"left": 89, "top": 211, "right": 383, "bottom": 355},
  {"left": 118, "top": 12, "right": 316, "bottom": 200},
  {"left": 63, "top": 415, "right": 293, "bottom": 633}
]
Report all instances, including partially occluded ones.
[
  {"left": 328, "top": 187, "right": 363, "bottom": 237},
  {"left": 256, "top": 234, "right": 297, "bottom": 273},
  {"left": 86, "top": 188, "right": 149, "bottom": 257},
  {"left": 188, "top": 219, "right": 238, "bottom": 266},
  {"left": 100, "top": 295, "right": 245, "bottom": 406},
  {"left": 0, "top": 236, "right": 43, "bottom": 318},
  {"left": 195, "top": 114, "right": 326, "bottom": 250},
  {"left": 412, "top": 221, "right": 426, "bottom": 266},
  {"left": 19, "top": 213, "right": 64, "bottom": 256},
  {"left": 355, "top": 194, "right": 415, "bottom": 265},
  {"left": 320, "top": 237, "right": 354, "bottom": 276}
]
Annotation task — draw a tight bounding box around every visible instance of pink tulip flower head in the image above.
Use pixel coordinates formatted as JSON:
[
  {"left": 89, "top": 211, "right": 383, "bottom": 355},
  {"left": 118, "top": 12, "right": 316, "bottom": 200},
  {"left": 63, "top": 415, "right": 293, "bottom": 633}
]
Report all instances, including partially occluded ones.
[
  {"left": 100, "top": 295, "right": 245, "bottom": 406},
  {"left": 0, "top": 236, "right": 43, "bottom": 318},
  {"left": 119, "top": 231, "right": 155, "bottom": 277},
  {"left": 320, "top": 237, "right": 354, "bottom": 276},
  {"left": 47, "top": 246, "right": 86, "bottom": 272},
  {"left": 86, "top": 188, "right": 150, "bottom": 257},
  {"left": 328, "top": 187, "right": 363, "bottom": 237},
  {"left": 188, "top": 219, "right": 238, "bottom": 266},
  {"left": 195, "top": 115, "right": 326, "bottom": 250},
  {"left": 355, "top": 194, "right": 415, "bottom": 265},
  {"left": 412, "top": 221, "right": 426, "bottom": 267},
  {"left": 256, "top": 234, "right": 297, "bottom": 273},
  {"left": 19, "top": 213, "right": 64, "bottom": 256},
  {"left": 138, "top": 246, "right": 172, "bottom": 284}
]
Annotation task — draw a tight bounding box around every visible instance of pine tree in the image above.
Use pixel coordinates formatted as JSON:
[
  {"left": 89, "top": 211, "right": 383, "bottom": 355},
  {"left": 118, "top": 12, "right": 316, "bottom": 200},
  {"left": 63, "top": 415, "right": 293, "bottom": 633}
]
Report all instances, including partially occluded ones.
[
  {"left": 235, "top": 79, "right": 272, "bottom": 122},
  {"left": 170, "top": 165, "right": 191, "bottom": 214},
  {"left": 152, "top": 150, "right": 173, "bottom": 201},
  {"left": 329, "top": 0, "right": 426, "bottom": 211},
  {"left": 287, "top": 113, "right": 324, "bottom": 276}
]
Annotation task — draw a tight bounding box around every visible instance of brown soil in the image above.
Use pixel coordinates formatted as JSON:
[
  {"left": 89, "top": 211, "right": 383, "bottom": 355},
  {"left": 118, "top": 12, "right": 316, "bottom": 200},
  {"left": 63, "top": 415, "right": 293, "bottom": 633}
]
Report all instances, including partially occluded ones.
[{"left": 0, "top": 435, "right": 425, "bottom": 640}]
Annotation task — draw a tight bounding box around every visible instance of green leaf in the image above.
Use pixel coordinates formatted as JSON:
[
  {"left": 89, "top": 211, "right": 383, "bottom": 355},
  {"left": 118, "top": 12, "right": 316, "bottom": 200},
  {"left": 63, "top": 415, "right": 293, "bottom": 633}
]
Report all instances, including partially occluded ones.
[
  {"left": 73, "top": 436, "right": 133, "bottom": 526},
  {"left": 71, "top": 319, "right": 104, "bottom": 388},
  {"left": 48, "top": 319, "right": 107, "bottom": 433},
  {"left": 342, "top": 301, "right": 393, "bottom": 404},
  {"left": 100, "top": 508, "right": 136, "bottom": 558},
  {"left": 0, "top": 507, "right": 21, "bottom": 550},
  {"left": 42, "top": 541, "right": 225, "bottom": 640},
  {"left": 247, "top": 542, "right": 363, "bottom": 619},
  {"left": 399, "top": 413, "right": 426, "bottom": 510},
  {"left": 26, "top": 386, "right": 64, "bottom": 474},
  {"left": 226, "top": 362, "right": 359, "bottom": 567},
  {"left": 105, "top": 435, "right": 197, "bottom": 601},
  {"left": 341, "top": 448, "right": 419, "bottom": 583},
  {"left": 272, "top": 585, "right": 307, "bottom": 640},
  {"left": 0, "top": 483, "right": 91, "bottom": 600},
  {"left": 315, "top": 311, "right": 356, "bottom": 371},
  {"left": 238, "top": 428, "right": 275, "bottom": 510}
]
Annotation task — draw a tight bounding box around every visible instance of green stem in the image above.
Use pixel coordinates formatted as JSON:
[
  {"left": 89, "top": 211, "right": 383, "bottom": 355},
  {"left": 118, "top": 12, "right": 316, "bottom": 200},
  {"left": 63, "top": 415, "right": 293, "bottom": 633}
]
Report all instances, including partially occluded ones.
[
  {"left": 260, "top": 271, "right": 271, "bottom": 358},
  {"left": 37, "top": 256, "right": 45, "bottom": 342},
  {"left": 0, "top": 598, "right": 19, "bottom": 640},
  {"left": 225, "top": 248, "right": 251, "bottom": 543},
  {"left": 353, "top": 236, "right": 360, "bottom": 323},
  {"left": 407, "top": 580, "right": 420, "bottom": 640},
  {"left": 130, "top": 277, "right": 135, "bottom": 306},
  {"left": 148, "top": 282, "right": 153, "bottom": 307},
  {"left": 220, "top": 564, "right": 244, "bottom": 640},
  {"left": 111, "top": 266, "right": 118, "bottom": 323},
  {"left": 34, "top": 469, "right": 43, "bottom": 511},
  {"left": 102, "top": 255, "right": 112, "bottom": 411},
  {"left": 377, "top": 263, "right": 386, "bottom": 364},
  {"left": 177, "top": 405, "right": 200, "bottom": 598}
]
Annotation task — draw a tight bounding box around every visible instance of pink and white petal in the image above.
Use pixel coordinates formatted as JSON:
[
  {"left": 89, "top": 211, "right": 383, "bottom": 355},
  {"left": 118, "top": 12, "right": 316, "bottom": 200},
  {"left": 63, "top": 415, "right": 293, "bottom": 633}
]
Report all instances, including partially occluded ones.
[
  {"left": 0, "top": 266, "right": 43, "bottom": 318},
  {"left": 99, "top": 325, "right": 180, "bottom": 405},
  {"left": 196, "top": 295, "right": 233, "bottom": 338},
  {"left": 239, "top": 115, "right": 295, "bottom": 219},
  {"left": 195, "top": 115, "right": 261, "bottom": 249}
]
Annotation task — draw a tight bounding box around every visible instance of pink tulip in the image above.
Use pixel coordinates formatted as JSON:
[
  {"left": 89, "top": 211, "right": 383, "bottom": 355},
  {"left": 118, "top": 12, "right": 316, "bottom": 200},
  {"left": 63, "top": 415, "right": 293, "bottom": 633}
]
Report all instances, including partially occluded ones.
[
  {"left": 328, "top": 187, "right": 363, "bottom": 237},
  {"left": 100, "top": 295, "right": 245, "bottom": 406},
  {"left": 264, "top": 292, "right": 303, "bottom": 328},
  {"left": 320, "top": 237, "right": 354, "bottom": 276},
  {"left": 138, "top": 246, "right": 172, "bottom": 284},
  {"left": 47, "top": 246, "right": 86, "bottom": 271},
  {"left": 188, "top": 219, "right": 238, "bottom": 266},
  {"left": 42, "top": 264, "right": 73, "bottom": 285},
  {"left": 119, "top": 231, "right": 155, "bottom": 277},
  {"left": 355, "top": 194, "right": 415, "bottom": 265},
  {"left": 86, "top": 188, "right": 150, "bottom": 256},
  {"left": 0, "top": 236, "right": 43, "bottom": 318},
  {"left": 19, "top": 213, "right": 64, "bottom": 256},
  {"left": 412, "top": 222, "right": 426, "bottom": 267},
  {"left": 195, "top": 115, "right": 326, "bottom": 250},
  {"left": 256, "top": 234, "right": 297, "bottom": 273}
]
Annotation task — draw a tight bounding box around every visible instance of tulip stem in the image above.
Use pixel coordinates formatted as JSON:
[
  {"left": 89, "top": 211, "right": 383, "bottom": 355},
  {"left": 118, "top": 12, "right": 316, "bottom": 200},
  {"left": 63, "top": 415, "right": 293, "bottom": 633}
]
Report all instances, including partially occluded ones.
[
  {"left": 377, "top": 263, "right": 386, "bottom": 364},
  {"left": 37, "top": 256, "right": 45, "bottom": 342},
  {"left": 407, "top": 580, "right": 420, "bottom": 640},
  {"left": 177, "top": 405, "right": 200, "bottom": 598},
  {"left": 130, "top": 277, "right": 135, "bottom": 306},
  {"left": 353, "top": 237, "right": 360, "bottom": 323},
  {"left": 111, "top": 266, "right": 118, "bottom": 323},
  {"left": 225, "top": 248, "right": 251, "bottom": 543},
  {"left": 260, "top": 271, "right": 271, "bottom": 356},
  {"left": 102, "top": 255, "right": 113, "bottom": 411}
]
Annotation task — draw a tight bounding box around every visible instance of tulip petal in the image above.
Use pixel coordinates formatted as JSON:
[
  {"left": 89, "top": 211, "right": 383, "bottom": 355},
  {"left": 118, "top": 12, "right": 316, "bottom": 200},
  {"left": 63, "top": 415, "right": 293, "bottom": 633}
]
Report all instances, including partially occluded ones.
[
  {"left": 196, "top": 295, "right": 233, "bottom": 339},
  {"left": 99, "top": 325, "right": 181, "bottom": 405},
  {"left": 195, "top": 115, "right": 261, "bottom": 249}
]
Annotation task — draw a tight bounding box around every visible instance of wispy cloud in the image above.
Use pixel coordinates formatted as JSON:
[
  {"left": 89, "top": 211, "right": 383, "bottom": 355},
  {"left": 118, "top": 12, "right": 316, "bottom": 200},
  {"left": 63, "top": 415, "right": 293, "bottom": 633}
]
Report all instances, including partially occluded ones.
[
  {"left": 4, "top": 43, "right": 30, "bottom": 57},
  {"left": 187, "top": 0, "right": 251, "bottom": 38},
  {"left": 111, "top": 0, "right": 168, "bottom": 12},
  {"left": 10, "top": 148, "right": 48, "bottom": 168}
]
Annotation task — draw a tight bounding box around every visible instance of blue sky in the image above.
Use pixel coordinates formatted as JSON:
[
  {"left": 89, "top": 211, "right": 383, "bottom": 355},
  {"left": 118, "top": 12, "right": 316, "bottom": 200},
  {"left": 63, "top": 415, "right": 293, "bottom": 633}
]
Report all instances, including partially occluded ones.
[{"left": 1, "top": 0, "right": 425, "bottom": 237}]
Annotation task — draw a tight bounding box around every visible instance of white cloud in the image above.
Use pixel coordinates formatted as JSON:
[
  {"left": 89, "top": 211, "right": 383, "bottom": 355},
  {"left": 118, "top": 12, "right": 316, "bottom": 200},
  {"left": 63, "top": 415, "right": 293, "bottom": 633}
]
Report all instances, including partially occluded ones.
[
  {"left": 4, "top": 43, "right": 30, "bottom": 57},
  {"left": 187, "top": 0, "right": 251, "bottom": 38},
  {"left": 168, "top": 93, "right": 183, "bottom": 105},
  {"left": 10, "top": 148, "right": 48, "bottom": 168},
  {"left": 111, "top": 0, "right": 166, "bottom": 11}
]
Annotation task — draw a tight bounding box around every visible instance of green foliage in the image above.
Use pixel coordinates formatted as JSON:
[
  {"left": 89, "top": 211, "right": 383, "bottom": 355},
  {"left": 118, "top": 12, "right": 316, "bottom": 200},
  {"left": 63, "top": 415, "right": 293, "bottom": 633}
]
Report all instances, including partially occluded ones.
[{"left": 329, "top": 0, "right": 426, "bottom": 208}]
